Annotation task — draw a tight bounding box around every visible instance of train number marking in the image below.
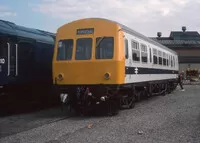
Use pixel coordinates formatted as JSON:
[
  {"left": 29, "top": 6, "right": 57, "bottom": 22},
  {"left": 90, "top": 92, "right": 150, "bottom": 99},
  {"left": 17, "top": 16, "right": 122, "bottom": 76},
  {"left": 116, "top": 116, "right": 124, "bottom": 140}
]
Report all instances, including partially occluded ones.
[
  {"left": 135, "top": 67, "right": 138, "bottom": 74},
  {"left": 0, "top": 58, "right": 5, "bottom": 64}
]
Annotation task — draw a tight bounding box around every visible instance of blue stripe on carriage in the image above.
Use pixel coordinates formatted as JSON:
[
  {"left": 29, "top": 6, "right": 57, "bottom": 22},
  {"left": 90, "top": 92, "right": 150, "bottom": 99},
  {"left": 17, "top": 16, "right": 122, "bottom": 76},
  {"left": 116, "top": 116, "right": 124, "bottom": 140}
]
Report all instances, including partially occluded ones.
[{"left": 125, "top": 67, "right": 179, "bottom": 74}]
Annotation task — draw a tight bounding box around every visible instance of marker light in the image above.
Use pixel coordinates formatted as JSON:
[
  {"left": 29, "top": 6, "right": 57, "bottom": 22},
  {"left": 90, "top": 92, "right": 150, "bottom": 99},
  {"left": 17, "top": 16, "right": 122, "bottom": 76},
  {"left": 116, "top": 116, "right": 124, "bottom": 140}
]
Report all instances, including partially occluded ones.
[
  {"left": 57, "top": 73, "right": 64, "bottom": 80},
  {"left": 104, "top": 72, "right": 111, "bottom": 80}
]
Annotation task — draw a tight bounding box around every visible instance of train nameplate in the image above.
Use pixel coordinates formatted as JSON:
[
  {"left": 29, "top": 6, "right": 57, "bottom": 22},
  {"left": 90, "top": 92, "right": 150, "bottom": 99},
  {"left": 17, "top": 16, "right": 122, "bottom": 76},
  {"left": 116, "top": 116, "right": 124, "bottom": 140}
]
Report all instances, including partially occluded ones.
[
  {"left": 77, "top": 28, "right": 94, "bottom": 35},
  {"left": 0, "top": 58, "right": 5, "bottom": 64}
]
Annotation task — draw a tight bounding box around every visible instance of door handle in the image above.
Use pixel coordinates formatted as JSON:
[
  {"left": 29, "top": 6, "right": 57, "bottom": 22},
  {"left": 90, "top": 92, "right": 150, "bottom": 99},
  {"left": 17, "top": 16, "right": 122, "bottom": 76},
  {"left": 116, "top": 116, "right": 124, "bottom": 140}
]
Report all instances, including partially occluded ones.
[
  {"left": 7, "top": 43, "right": 10, "bottom": 76},
  {"left": 15, "top": 44, "right": 18, "bottom": 76}
]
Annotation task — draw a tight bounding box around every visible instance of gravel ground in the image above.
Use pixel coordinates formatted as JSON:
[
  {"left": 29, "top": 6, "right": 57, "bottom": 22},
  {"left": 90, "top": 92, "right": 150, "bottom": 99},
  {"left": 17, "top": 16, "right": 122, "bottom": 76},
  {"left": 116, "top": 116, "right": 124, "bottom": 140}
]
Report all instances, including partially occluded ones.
[
  {"left": 0, "top": 85, "right": 200, "bottom": 143},
  {"left": 0, "top": 107, "right": 71, "bottom": 138}
]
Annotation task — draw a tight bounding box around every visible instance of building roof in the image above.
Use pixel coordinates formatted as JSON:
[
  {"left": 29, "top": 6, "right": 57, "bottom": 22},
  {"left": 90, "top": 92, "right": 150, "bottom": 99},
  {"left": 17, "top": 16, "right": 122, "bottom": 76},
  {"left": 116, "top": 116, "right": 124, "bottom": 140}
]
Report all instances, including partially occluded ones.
[
  {"left": 150, "top": 29, "right": 200, "bottom": 48},
  {"left": 170, "top": 31, "right": 200, "bottom": 40},
  {"left": 151, "top": 38, "right": 200, "bottom": 45},
  {"left": 0, "top": 19, "right": 55, "bottom": 44}
]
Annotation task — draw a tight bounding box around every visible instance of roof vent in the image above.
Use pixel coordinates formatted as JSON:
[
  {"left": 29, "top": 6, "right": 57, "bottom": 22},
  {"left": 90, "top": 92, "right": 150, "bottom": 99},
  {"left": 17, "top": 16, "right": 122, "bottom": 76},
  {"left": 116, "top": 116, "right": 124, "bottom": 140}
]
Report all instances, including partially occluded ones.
[
  {"left": 182, "top": 26, "right": 186, "bottom": 32},
  {"left": 157, "top": 32, "right": 162, "bottom": 37}
]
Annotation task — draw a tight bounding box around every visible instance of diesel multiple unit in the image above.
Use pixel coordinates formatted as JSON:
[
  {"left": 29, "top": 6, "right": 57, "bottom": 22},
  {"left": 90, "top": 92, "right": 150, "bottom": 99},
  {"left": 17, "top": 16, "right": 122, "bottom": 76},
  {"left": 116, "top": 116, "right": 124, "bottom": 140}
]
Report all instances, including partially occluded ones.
[{"left": 53, "top": 18, "right": 179, "bottom": 115}]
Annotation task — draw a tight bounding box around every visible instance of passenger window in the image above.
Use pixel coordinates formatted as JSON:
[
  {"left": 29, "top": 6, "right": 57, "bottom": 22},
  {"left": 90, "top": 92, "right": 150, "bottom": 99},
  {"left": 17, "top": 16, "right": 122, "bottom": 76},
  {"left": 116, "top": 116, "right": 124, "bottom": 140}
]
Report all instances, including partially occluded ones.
[
  {"left": 124, "top": 38, "right": 129, "bottom": 59},
  {"left": 163, "top": 52, "right": 166, "bottom": 66},
  {"left": 76, "top": 38, "right": 92, "bottom": 60},
  {"left": 57, "top": 39, "right": 73, "bottom": 60},
  {"left": 141, "top": 44, "right": 147, "bottom": 63},
  {"left": 149, "top": 48, "right": 152, "bottom": 63},
  {"left": 131, "top": 40, "right": 140, "bottom": 61},
  {"left": 96, "top": 37, "right": 114, "bottom": 59},
  {"left": 153, "top": 49, "right": 157, "bottom": 64},
  {"left": 158, "top": 50, "right": 162, "bottom": 65},
  {"left": 171, "top": 55, "right": 173, "bottom": 67},
  {"left": 166, "top": 54, "right": 169, "bottom": 66}
]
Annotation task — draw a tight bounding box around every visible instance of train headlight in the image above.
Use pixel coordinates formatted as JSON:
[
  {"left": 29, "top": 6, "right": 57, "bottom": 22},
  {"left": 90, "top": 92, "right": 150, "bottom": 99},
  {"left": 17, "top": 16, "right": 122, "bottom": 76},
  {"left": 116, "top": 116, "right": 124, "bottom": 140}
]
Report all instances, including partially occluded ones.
[
  {"left": 57, "top": 73, "right": 64, "bottom": 80},
  {"left": 104, "top": 72, "right": 111, "bottom": 80}
]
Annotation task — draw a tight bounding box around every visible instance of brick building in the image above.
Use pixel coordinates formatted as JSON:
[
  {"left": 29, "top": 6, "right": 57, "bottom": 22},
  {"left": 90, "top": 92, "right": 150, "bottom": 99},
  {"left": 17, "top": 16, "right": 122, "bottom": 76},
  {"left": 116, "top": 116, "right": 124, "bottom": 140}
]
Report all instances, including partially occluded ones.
[{"left": 150, "top": 27, "right": 200, "bottom": 79}]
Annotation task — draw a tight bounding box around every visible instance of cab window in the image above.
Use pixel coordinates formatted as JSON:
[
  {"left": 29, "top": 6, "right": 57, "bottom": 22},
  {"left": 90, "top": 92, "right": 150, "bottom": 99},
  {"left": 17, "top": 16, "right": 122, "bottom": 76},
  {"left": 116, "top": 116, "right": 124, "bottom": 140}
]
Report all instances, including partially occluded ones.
[
  {"left": 57, "top": 39, "right": 73, "bottom": 60},
  {"left": 95, "top": 37, "right": 114, "bottom": 59},
  {"left": 75, "top": 38, "right": 92, "bottom": 60}
]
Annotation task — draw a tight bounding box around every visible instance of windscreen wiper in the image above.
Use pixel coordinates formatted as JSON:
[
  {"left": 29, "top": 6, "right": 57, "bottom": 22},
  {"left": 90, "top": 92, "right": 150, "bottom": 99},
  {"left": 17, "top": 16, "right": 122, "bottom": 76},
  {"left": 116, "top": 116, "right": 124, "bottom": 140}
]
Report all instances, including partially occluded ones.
[
  {"left": 95, "top": 37, "right": 105, "bottom": 49},
  {"left": 95, "top": 37, "right": 105, "bottom": 59}
]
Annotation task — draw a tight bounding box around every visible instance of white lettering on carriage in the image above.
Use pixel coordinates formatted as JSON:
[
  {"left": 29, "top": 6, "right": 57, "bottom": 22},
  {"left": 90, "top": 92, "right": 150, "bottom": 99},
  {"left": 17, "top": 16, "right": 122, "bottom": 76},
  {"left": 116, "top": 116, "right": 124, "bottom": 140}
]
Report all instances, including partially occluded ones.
[{"left": 0, "top": 59, "right": 5, "bottom": 64}]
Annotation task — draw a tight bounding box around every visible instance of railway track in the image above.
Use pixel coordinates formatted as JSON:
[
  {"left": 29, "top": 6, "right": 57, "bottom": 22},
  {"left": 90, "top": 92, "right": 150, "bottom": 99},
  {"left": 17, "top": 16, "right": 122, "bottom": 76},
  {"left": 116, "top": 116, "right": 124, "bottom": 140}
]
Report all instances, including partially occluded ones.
[{"left": 0, "top": 106, "right": 75, "bottom": 138}]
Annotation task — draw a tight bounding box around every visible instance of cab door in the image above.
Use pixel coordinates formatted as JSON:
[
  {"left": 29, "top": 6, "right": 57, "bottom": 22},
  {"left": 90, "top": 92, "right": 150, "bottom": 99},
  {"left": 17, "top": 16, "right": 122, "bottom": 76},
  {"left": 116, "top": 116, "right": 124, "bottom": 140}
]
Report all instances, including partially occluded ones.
[{"left": 0, "top": 36, "right": 8, "bottom": 84}]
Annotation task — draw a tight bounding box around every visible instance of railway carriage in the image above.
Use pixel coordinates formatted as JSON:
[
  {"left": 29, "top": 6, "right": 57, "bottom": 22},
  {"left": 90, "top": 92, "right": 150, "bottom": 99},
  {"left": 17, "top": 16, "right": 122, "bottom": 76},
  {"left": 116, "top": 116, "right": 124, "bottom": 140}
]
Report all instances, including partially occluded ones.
[
  {"left": 0, "top": 19, "right": 56, "bottom": 103},
  {"left": 53, "top": 18, "right": 179, "bottom": 115}
]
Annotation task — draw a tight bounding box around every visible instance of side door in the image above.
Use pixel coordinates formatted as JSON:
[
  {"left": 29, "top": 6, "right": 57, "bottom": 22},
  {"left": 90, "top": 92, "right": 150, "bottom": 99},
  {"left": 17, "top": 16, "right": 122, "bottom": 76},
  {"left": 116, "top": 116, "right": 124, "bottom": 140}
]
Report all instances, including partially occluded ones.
[
  {"left": 17, "top": 39, "right": 35, "bottom": 80},
  {"left": 124, "top": 36, "right": 131, "bottom": 81}
]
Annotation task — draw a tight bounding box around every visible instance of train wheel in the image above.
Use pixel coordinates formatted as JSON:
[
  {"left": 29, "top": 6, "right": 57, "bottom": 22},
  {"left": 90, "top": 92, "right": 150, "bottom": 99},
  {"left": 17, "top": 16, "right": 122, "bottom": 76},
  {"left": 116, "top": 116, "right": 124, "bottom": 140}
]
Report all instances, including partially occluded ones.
[
  {"left": 161, "top": 83, "right": 167, "bottom": 96},
  {"left": 108, "top": 98, "right": 120, "bottom": 116},
  {"left": 167, "top": 82, "right": 173, "bottom": 94},
  {"left": 120, "top": 91, "right": 136, "bottom": 110},
  {"left": 173, "top": 82, "right": 178, "bottom": 90}
]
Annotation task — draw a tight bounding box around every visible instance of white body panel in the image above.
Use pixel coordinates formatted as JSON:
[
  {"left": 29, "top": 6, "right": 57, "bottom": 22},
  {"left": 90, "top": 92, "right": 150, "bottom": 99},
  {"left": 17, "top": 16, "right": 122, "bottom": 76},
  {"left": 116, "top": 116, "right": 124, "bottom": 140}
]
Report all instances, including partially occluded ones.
[{"left": 123, "top": 31, "right": 179, "bottom": 84}]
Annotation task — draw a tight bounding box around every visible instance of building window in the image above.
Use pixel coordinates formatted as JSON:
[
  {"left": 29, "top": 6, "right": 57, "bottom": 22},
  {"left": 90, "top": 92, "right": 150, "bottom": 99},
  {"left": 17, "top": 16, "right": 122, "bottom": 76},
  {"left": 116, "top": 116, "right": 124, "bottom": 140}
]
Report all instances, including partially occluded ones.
[
  {"left": 96, "top": 37, "right": 114, "bottom": 59},
  {"left": 153, "top": 49, "right": 157, "bottom": 64},
  {"left": 131, "top": 40, "right": 140, "bottom": 61},
  {"left": 57, "top": 39, "right": 73, "bottom": 60},
  {"left": 141, "top": 44, "right": 147, "bottom": 63}
]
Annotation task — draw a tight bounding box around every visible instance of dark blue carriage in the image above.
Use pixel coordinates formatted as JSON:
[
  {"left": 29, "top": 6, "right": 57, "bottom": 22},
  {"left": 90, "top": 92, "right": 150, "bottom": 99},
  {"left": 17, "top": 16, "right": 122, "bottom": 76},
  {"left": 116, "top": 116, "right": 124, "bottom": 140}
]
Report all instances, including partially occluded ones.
[{"left": 0, "top": 19, "right": 56, "bottom": 102}]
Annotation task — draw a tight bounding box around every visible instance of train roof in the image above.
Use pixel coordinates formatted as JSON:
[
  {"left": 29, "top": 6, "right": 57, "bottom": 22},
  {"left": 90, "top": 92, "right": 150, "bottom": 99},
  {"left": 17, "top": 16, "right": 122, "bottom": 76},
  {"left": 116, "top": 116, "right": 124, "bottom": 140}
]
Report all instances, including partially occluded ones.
[
  {"left": 0, "top": 19, "right": 55, "bottom": 44},
  {"left": 118, "top": 24, "right": 177, "bottom": 55},
  {"left": 66, "top": 18, "right": 177, "bottom": 55}
]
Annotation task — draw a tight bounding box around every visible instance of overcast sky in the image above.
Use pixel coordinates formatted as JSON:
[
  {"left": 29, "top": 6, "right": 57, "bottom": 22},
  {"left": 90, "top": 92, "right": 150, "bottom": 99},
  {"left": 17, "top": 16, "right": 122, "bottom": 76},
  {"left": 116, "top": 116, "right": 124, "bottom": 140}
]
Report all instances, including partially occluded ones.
[{"left": 0, "top": 0, "right": 200, "bottom": 37}]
